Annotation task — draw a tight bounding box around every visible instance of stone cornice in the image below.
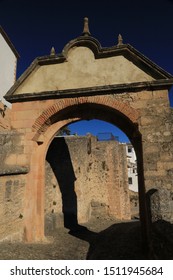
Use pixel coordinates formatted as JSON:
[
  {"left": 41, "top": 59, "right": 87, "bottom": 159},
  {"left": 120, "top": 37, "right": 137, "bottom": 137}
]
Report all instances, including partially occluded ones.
[
  {"left": 0, "top": 166, "right": 29, "bottom": 176},
  {"left": 5, "top": 79, "right": 173, "bottom": 103}
]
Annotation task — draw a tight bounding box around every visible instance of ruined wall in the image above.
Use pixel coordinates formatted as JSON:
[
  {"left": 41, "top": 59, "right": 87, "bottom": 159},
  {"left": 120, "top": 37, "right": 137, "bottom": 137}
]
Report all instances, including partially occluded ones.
[
  {"left": 119, "top": 144, "right": 131, "bottom": 218},
  {"left": 129, "top": 190, "right": 139, "bottom": 218},
  {"left": 44, "top": 135, "right": 131, "bottom": 232}
]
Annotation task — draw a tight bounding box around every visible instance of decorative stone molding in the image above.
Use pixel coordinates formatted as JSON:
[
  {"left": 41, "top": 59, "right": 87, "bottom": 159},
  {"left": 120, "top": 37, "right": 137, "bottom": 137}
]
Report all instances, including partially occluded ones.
[{"left": 32, "top": 96, "right": 139, "bottom": 141}]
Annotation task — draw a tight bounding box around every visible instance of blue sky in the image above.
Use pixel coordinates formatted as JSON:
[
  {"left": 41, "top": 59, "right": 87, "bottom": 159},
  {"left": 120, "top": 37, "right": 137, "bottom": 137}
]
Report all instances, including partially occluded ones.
[
  {"left": 69, "top": 120, "right": 130, "bottom": 142},
  {"left": 0, "top": 0, "right": 173, "bottom": 141}
]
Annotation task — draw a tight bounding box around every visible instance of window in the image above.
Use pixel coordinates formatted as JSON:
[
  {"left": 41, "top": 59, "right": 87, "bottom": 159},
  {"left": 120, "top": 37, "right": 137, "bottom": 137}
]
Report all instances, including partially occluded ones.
[
  {"left": 128, "top": 147, "right": 132, "bottom": 153},
  {"left": 128, "top": 177, "right": 133, "bottom": 184}
]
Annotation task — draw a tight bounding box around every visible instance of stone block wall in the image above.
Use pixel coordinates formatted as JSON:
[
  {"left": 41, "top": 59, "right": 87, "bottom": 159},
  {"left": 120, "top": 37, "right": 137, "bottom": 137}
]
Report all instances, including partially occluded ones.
[
  {"left": 129, "top": 190, "right": 139, "bottom": 218},
  {"left": 0, "top": 130, "right": 29, "bottom": 175},
  {"left": 45, "top": 135, "right": 131, "bottom": 231},
  {"left": 112, "top": 89, "right": 173, "bottom": 222},
  {"left": 0, "top": 130, "right": 28, "bottom": 241},
  {"left": 0, "top": 175, "right": 25, "bottom": 241}
]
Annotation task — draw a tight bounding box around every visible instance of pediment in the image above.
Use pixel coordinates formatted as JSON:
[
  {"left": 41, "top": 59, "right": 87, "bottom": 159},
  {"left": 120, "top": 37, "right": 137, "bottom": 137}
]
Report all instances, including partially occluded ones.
[{"left": 6, "top": 35, "right": 173, "bottom": 98}]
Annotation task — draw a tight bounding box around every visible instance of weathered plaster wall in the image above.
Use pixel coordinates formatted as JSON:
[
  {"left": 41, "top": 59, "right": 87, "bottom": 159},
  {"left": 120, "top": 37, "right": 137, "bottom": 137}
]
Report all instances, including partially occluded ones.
[
  {"left": 0, "top": 32, "right": 17, "bottom": 98},
  {"left": 45, "top": 135, "right": 131, "bottom": 232},
  {"left": 14, "top": 47, "right": 154, "bottom": 94}
]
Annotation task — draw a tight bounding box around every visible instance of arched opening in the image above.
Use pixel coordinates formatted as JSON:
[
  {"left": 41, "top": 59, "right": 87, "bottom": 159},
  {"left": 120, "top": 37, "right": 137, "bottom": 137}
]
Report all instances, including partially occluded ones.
[
  {"left": 44, "top": 119, "right": 140, "bottom": 235},
  {"left": 39, "top": 102, "right": 149, "bottom": 255}
]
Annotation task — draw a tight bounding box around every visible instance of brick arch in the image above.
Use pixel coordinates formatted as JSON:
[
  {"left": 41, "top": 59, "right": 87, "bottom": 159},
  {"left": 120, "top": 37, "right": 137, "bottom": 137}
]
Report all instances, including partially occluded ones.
[{"left": 32, "top": 96, "right": 140, "bottom": 140}]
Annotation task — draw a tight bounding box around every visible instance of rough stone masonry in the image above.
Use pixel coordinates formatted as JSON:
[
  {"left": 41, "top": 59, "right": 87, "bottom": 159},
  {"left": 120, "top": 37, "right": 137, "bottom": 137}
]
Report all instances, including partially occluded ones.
[{"left": 44, "top": 134, "right": 130, "bottom": 233}]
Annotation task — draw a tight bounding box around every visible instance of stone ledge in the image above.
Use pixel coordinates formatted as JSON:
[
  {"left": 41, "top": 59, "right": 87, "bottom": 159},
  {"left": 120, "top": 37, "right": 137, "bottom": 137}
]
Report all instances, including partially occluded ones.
[
  {"left": 0, "top": 166, "right": 29, "bottom": 176},
  {"left": 5, "top": 80, "right": 173, "bottom": 103}
]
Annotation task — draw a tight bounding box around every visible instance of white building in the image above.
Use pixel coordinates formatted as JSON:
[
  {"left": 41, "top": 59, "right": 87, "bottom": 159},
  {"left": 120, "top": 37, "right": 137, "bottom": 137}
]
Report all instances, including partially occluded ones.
[
  {"left": 0, "top": 26, "right": 19, "bottom": 106},
  {"left": 126, "top": 143, "right": 138, "bottom": 192}
]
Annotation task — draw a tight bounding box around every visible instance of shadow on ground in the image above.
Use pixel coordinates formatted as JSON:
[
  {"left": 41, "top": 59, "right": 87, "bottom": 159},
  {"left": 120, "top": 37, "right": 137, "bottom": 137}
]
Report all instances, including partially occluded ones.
[
  {"left": 67, "top": 219, "right": 173, "bottom": 259},
  {"left": 151, "top": 220, "right": 173, "bottom": 259},
  {"left": 0, "top": 219, "right": 173, "bottom": 260},
  {"left": 69, "top": 220, "right": 147, "bottom": 260}
]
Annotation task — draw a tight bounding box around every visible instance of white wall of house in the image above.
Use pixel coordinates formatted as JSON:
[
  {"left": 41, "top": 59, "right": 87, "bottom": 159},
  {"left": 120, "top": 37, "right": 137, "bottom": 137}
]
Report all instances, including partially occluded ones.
[
  {"left": 126, "top": 143, "right": 138, "bottom": 192},
  {"left": 0, "top": 31, "right": 17, "bottom": 100}
]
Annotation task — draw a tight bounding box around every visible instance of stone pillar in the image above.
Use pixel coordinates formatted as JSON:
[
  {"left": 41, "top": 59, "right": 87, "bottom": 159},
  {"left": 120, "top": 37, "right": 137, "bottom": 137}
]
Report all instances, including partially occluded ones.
[{"left": 23, "top": 142, "right": 45, "bottom": 242}]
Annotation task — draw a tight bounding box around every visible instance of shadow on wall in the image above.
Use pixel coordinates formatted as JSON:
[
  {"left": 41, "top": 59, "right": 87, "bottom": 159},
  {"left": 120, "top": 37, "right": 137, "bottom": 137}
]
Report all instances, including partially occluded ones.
[
  {"left": 46, "top": 137, "right": 79, "bottom": 230},
  {"left": 145, "top": 188, "right": 173, "bottom": 259}
]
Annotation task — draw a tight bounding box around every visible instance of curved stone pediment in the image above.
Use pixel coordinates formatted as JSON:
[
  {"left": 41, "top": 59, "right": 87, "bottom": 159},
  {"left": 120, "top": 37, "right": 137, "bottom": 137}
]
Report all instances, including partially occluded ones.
[{"left": 6, "top": 33, "right": 173, "bottom": 97}]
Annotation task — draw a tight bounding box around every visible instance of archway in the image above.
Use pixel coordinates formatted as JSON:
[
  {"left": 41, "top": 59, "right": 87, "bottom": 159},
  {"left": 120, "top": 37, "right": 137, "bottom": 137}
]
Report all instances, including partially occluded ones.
[{"left": 28, "top": 100, "right": 149, "bottom": 250}]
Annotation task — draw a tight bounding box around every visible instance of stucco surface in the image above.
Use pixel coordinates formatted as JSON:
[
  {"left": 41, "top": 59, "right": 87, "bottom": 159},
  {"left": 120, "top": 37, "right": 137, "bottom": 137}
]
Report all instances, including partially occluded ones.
[
  {"left": 14, "top": 47, "right": 154, "bottom": 94},
  {"left": 0, "top": 33, "right": 17, "bottom": 97}
]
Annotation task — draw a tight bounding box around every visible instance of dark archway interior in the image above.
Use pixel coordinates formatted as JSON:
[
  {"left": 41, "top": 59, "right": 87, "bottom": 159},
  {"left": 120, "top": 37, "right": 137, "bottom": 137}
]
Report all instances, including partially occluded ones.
[{"left": 46, "top": 137, "right": 79, "bottom": 230}]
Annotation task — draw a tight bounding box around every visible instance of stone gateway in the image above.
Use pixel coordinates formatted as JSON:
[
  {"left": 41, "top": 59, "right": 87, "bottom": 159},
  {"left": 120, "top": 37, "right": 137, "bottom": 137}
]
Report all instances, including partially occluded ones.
[{"left": 0, "top": 18, "right": 173, "bottom": 247}]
